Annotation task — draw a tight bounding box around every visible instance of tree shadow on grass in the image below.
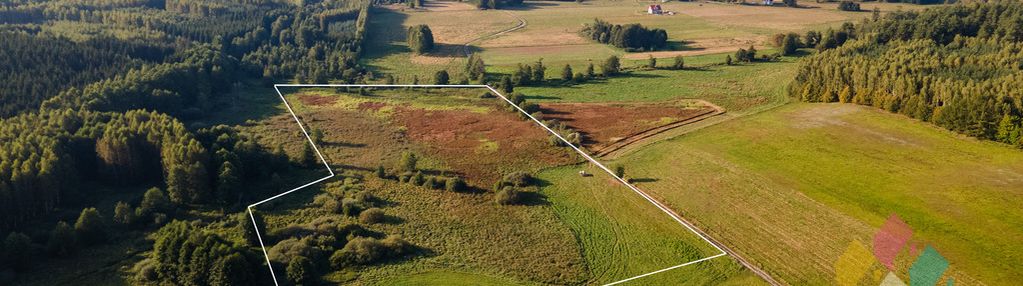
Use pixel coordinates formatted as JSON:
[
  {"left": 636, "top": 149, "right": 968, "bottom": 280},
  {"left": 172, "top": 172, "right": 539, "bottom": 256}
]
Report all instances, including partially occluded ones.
[
  {"left": 322, "top": 141, "right": 367, "bottom": 148},
  {"left": 629, "top": 177, "right": 658, "bottom": 183},
  {"left": 665, "top": 40, "right": 705, "bottom": 52}
]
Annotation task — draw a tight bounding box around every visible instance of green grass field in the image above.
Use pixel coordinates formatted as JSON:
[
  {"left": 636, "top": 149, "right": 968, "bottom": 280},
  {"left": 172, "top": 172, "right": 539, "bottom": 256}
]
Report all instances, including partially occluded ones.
[
  {"left": 512, "top": 51, "right": 793, "bottom": 114},
  {"left": 593, "top": 103, "right": 1023, "bottom": 285},
  {"left": 538, "top": 166, "right": 764, "bottom": 285}
]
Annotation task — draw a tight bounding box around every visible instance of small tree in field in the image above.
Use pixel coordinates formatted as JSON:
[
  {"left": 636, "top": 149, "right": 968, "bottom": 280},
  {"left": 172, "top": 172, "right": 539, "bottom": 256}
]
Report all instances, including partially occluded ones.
[
  {"left": 74, "top": 207, "right": 106, "bottom": 245},
  {"left": 375, "top": 165, "right": 386, "bottom": 178},
  {"left": 500, "top": 76, "right": 514, "bottom": 94},
  {"left": 781, "top": 33, "right": 801, "bottom": 56},
  {"left": 613, "top": 164, "right": 625, "bottom": 179},
  {"left": 725, "top": 55, "right": 733, "bottom": 65},
  {"left": 586, "top": 63, "right": 596, "bottom": 78},
  {"left": 299, "top": 142, "right": 317, "bottom": 167},
  {"left": 407, "top": 25, "right": 434, "bottom": 54},
  {"left": 433, "top": 70, "right": 449, "bottom": 85},
  {"left": 602, "top": 55, "right": 621, "bottom": 76},
  {"left": 647, "top": 55, "right": 657, "bottom": 69},
  {"left": 561, "top": 64, "right": 573, "bottom": 82},
  {"left": 398, "top": 152, "right": 417, "bottom": 172},
  {"left": 672, "top": 55, "right": 684, "bottom": 70}
]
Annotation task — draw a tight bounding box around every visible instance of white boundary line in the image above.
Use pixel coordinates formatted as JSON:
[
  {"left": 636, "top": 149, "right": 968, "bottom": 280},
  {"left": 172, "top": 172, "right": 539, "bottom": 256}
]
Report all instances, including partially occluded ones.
[{"left": 247, "top": 84, "right": 737, "bottom": 286}]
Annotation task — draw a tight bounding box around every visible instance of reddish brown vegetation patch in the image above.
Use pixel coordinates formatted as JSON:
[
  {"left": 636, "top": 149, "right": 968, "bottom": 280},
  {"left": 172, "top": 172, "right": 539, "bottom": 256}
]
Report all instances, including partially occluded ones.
[
  {"left": 296, "top": 93, "right": 338, "bottom": 106},
  {"left": 392, "top": 106, "right": 577, "bottom": 185},
  {"left": 539, "top": 102, "right": 711, "bottom": 148},
  {"left": 357, "top": 101, "right": 388, "bottom": 111}
]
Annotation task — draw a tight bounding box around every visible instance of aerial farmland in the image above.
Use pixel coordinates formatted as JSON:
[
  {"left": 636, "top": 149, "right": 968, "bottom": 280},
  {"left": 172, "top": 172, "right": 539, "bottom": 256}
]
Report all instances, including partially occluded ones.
[{"left": 0, "top": 0, "right": 1019, "bottom": 286}]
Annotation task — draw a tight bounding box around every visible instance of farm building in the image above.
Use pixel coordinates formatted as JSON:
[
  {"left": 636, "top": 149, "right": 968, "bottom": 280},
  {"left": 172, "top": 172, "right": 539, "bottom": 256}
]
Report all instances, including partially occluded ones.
[
  {"left": 647, "top": 4, "right": 662, "bottom": 14},
  {"left": 762, "top": 0, "right": 774, "bottom": 5}
]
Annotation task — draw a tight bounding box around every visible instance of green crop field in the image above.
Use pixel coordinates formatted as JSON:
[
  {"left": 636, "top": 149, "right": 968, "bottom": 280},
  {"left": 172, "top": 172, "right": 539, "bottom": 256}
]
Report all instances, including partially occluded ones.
[{"left": 574, "top": 103, "right": 1023, "bottom": 285}]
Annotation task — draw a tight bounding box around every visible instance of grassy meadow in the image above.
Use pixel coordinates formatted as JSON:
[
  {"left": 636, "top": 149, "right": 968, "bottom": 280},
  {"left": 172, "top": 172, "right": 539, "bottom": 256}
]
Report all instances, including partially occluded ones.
[
  {"left": 572, "top": 103, "right": 1023, "bottom": 285},
  {"left": 244, "top": 87, "right": 768, "bottom": 284},
  {"left": 538, "top": 166, "right": 764, "bottom": 285}
]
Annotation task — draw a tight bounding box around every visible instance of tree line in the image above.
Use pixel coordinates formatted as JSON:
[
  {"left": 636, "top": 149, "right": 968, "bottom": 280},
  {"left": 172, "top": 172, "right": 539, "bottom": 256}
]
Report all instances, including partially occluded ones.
[
  {"left": 792, "top": 2, "right": 1023, "bottom": 148},
  {"left": 583, "top": 18, "right": 668, "bottom": 51}
]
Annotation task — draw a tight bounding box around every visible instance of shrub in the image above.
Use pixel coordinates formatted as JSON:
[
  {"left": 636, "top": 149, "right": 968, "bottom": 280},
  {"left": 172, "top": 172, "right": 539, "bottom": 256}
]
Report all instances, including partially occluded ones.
[
  {"left": 500, "top": 76, "right": 514, "bottom": 93},
  {"left": 3, "top": 232, "right": 32, "bottom": 271},
  {"left": 410, "top": 172, "right": 424, "bottom": 186},
  {"left": 672, "top": 55, "right": 684, "bottom": 70},
  {"left": 341, "top": 198, "right": 363, "bottom": 216},
  {"left": 329, "top": 235, "right": 410, "bottom": 268},
  {"left": 838, "top": 1, "right": 860, "bottom": 11},
  {"left": 502, "top": 171, "right": 533, "bottom": 187},
  {"left": 359, "top": 208, "right": 385, "bottom": 224},
  {"left": 137, "top": 187, "right": 169, "bottom": 219},
  {"left": 316, "top": 193, "right": 341, "bottom": 213},
  {"left": 573, "top": 72, "right": 586, "bottom": 83},
  {"left": 286, "top": 256, "right": 315, "bottom": 286},
  {"left": 46, "top": 221, "right": 76, "bottom": 257},
  {"left": 398, "top": 152, "right": 417, "bottom": 172},
  {"left": 601, "top": 55, "right": 620, "bottom": 76},
  {"left": 561, "top": 64, "right": 573, "bottom": 81},
  {"left": 508, "top": 92, "right": 525, "bottom": 106},
  {"left": 520, "top": 102, "right": 540, "bottom": 114},
  {"left": 647, "top": 55, "right": 656, "bottom": 69},
  {"left": 781, "top": 33, "right": 802, "bottom": 56},
  {"left": 407, "top": 25, "right": 434, "bottom": 54},
  {"left": 495, "top": 186, "right": 523, "bottom": 205},
  {"left": 445, "top": 177, "right": 467, "bottom": 192},
  {"left": 422, "top": 176, "right": 437, "bottom": 189},
  {"left": 433, "top": 70, "right": 449, "bottom": 85},
  {"left": 770, "top": 33, "right": 787, "bottom": 47},
  {"left": 74, "top": 207, "right": 106, "bottom": 245},
  {"left": 613, "top": 164, "right": 626, "bottom": 179},
  {"left": 725, "top": 55, "right": 733, "bottom": 65},
  {"left": 113, "top": 201, "right": 136, "bottom": 226},
  {"left": 375, "top": 165, "right": 386, "bottom": 178},
  {"left": 268, "top": 237, "right": 319, "bottom": 265}
]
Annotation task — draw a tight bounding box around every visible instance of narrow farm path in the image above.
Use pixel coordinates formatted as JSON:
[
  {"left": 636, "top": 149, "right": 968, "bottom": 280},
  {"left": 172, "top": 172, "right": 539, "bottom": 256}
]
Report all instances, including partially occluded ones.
[
  {"left": 592, "top": 100, "right": 725, "bottom": 158},
  {"left": 461, "top": 10, "right": 528, "bottom": 57}
]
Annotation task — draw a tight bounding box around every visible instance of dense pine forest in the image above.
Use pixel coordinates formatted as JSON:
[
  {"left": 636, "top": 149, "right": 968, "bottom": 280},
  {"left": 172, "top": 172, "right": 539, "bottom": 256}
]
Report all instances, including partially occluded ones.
[
  {"left": 0, "top": 0, "right": 372, "bottom": 284},
  {"left": 792, "top": 1, "right": 1023, "bottom": 147}
]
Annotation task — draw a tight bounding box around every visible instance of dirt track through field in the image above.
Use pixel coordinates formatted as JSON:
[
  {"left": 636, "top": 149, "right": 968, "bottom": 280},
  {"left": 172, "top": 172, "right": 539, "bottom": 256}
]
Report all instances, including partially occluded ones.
[{"left": 591, "top": 100, "right": 724, "bottom": 157}]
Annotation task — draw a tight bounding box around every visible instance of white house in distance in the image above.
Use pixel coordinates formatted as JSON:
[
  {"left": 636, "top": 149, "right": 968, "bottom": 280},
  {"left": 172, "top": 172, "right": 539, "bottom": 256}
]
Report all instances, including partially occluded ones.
[
  {"left": 763, "top": 0, "right": 775, "bottom": 5},
  {"left": 647, "top": 4, "right": 662, "bottom": 14}
]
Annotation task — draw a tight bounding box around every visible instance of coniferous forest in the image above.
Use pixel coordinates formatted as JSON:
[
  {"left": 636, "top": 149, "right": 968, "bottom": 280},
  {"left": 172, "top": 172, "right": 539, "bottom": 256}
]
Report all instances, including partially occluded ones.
[
  {"left": 0, "top": 0, "right": 372, "bottom": 284},
  {"left": 792, "top": 2, "right": 1023, "bottom": 147}
]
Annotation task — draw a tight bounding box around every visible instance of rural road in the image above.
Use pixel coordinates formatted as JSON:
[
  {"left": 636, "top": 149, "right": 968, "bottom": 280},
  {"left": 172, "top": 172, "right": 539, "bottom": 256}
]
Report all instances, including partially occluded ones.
[{"left": 460, "top": 10, "right": 528, "bottom": 57}]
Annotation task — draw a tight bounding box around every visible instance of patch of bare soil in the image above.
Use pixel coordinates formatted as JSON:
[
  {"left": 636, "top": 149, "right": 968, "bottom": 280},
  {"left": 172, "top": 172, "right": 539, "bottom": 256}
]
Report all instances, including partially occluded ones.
[{"left": 539, "top": 102, "right": 712, "bottom": 149}]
